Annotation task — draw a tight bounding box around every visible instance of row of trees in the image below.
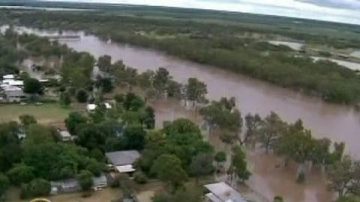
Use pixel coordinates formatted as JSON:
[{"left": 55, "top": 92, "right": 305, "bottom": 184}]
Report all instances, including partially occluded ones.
[{"left": 200, "top": 97, "right": 360, "bottom": 200}]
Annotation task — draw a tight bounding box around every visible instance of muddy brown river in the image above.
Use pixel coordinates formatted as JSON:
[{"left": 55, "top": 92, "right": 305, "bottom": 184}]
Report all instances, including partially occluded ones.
[{"left": 12, "top": 26, "right": 358, "bottom": 201}]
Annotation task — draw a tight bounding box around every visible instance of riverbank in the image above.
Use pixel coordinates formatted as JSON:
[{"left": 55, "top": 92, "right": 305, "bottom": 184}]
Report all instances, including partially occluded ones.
[{"left": 3, "top": 10, "right": 360, "bottom": 104}]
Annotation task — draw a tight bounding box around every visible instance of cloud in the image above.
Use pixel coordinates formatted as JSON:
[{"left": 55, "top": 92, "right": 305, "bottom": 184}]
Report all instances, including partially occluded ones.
[
  {"left": 44, "top": 0, "right": 360, "bottom": 25},
  {"left": 297, "top": 0, "right": 360, "bottom": 9}
]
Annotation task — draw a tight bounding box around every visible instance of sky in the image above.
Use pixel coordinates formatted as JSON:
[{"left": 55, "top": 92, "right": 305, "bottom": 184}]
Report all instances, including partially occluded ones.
[{"left": 45, "top": 0, "right": 360, "bottom": 25}]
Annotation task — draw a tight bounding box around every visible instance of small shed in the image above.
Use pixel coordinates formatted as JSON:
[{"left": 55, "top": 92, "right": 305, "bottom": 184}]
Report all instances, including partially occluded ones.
[{"left": 3, "top": 74, "right": 15, "bottom": 80}]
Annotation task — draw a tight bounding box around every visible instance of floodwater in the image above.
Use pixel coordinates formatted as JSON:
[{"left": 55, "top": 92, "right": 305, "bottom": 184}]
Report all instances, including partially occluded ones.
[
  {"left": 8, "top": 26, "right": 357, "bottom": 201},
  {"left": 268, "top": 40, "right": 304, "bottom": 51},
  {"left": 312, "top": 56, "right": 360, "bottom": 71}
]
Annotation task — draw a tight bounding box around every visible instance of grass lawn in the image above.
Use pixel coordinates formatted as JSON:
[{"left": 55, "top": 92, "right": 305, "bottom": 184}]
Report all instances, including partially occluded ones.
[{"left": 0, "top": 103, "right": 73, "bottom": 124}]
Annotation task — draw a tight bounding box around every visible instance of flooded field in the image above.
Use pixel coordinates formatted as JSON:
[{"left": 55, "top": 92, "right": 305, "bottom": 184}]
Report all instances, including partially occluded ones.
[
  {"left": 4, "top": 25, "right": 358, "bottom": 202},
  {"left": 268, "top": 40, "right": 304, "bottom": 50},
  {"left": 312, "top": 56, "right": 360, "bottom": 71}
]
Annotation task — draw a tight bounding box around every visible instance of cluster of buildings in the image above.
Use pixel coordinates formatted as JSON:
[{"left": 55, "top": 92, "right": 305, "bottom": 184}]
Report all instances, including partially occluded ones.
[
  {"left": 0, "top": 74, "right": 25, "bottom": 102},
  {"left": 49, "top": 150, "right": 141, "bottom": 196}
]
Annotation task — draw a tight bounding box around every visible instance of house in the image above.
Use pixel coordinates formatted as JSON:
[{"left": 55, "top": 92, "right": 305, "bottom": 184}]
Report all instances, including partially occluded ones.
[
  {"left": 105, "top": 150, "right": 141, "bottom": 173},
  {"left": 204, "top": 182, "right": 247, "bottom": 202},
  {"left": 58, "top": 130, "right": 73, "bottom": 142},
  {"left": 3, "top": 74, "right": 15, "bottom": 80},
  {"left": 50, "top": 179, "right": 80, "bottom": 195},
  {"left": 87, "top": 104, "right": 97, "bottom": 112},
  {"left": 2, "top": 85, "right": 24, "bottom": 102},
  {"left": 92, "top": 174, "right": 108, "bottom": 190},
  {"left": 2, "top": 79, "right": 24, "bottom": 87},
  {"left": 50, "top": 173, "right": 108, "bottom": 195}
]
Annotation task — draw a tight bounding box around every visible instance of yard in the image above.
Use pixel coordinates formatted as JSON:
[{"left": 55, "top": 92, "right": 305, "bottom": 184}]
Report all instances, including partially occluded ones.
[{"left": 0, "top": 103, "right": 73, "bottom": 124}]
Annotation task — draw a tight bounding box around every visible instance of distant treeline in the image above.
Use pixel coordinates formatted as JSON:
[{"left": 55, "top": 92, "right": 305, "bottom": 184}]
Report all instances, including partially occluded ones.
[{"left": 2, "top": 10, "right": 360, "bottom": 104}]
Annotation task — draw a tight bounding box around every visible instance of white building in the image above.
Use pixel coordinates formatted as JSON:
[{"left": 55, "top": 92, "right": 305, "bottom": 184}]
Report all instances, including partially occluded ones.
[
  {"left": 3, "top": 74, "right": 15, "bottom": 80},
  {"left": 2, "top": 85, "right": 24, "bottom": 102},
  {"left": 204, "top": 182, "right": 247, "bottom": 202},
  {"left": 58, "top": 130, "right": 73, "bottom": 142}
]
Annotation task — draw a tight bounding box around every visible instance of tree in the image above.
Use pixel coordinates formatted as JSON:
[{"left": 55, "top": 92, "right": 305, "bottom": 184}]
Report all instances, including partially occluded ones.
[
  {"left": 77, "top": 170, "right": 94, "bottom": 191},
  {"left": 143, "top": 106, "right": 155, "bottom": 129},
  {"left": 151, "top": 154, "right": 188, "bottom": 190},
  {"left": 228, "top": 146, "right": 250, "bottom": 183},
  {"left": 244, "top": 113, "right": 262, "bottom": 145},
  {"left": 24, "top": 78, "right": 43, "bottom": 95},
  {"left": 7, "top": 164, "right": 35, "bottom": 185},
  {"left": 59, "top": 91, "right": 71, "bottom": 106},
  {"left": 19, "top": 114, "right": 37, "bottom": 127},
  {"left": 97, "top": 55, "right": 112, "bottom": 73},
  {"left": 65, "top": 112, "right": 87, "bottom": 135},
  {"left": 190, "top": 153, "right": 214, "bottom": 181},
  {"left": 328, "top": 156, "right": 360, "bottom": 198},
  {"left": 123, "top": 93, "right": 145, "bottom": 111},
  {"left": 153, "top": 67, "right": 171, "bottom": 96},
  {"left": 122, "top": 125, "right": 146, "bottom": 150},
  {"left": 76, "top": 124, "right": 105, "bottom": 150},
  {"left": 185, "top": 78, "right": 207, "bottom": 106},
  {"left": 215, "top": 151, "right": 226, "bottom": 168},
  {"left": 21, "top": 178, "right": 51, "bottom": 199},
  {"left": 76, "top": 89, "right": 88, "bottom": 103},
  {"left": 166, "top": 80, "right": 183, "bottom": 99},
  {"left": 163, "top": 118, "right": 201, "bottom": 135},
  {"left": 257, "top": 112, "right": 286, "bottom": 153},
  {"left": 0, "top": 173, "right": 9, "bottom": 198},
  {"left": 95, "top": 77, "right": 114, "bottom": 93}
]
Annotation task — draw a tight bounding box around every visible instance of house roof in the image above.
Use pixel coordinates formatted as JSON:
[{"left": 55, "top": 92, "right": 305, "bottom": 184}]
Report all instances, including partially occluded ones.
[
  {"left": 105, "top": 150, "right": 140, "bottom": 166},
  {"left": 2, "top": 85, "right": 22, "bottom": 92},
  {"left": 204, "top": 182, "right": 247, "bottom": 202},
  {"left": 3, "top": 74, "right": 15, "bottom": 79},
  {"left": 115, "top": 165, "right": 136, "bottom": 173}
]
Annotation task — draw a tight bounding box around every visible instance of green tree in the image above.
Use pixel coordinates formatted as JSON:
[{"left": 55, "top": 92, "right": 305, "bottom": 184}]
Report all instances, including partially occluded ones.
[
  {"left": 153, "top": 67, "right": 171, "bottom": 96},
  {"left": 185, "top": 78, "right": 207, "bottom": 106},
  {"left": 258, "top": 112, "right": 286, "bottom": 153},
  {"left": 228, "top": 146, "right": 250, "bottom": 183},
  {"left": 24, "top": 78, "right": 43, "bottom": 95},
  {"left": 0, "top": 173, "right": 9, "bottom": 199},
  {"left": 328, "top": 156, "right": 360, "bottom": 198},
  {"left": 123, "top": 125, "right": 146, "bottom": 150},
  {"left": 59, "top": 91, "right": 71, "bottom": 106},
  {"left": 65, "top": 112, "right": 88, "bottom": 135},
  {"left": 190, "top": 153, "right": 214, "bottom": 181},
  {"left": 77, "top": 170, "right": 94, "bottom": 191},
  {"left": 215, "top": 151, "right": 226, "bottom": 167},
  {"left": 19, "top": 114, "right": 37, "bottom": 127},
  {"left": 95, "top": 77, "right": 114, "bottom": 93},
  {"left": 151, "top": 154, "right": 188, "bottom": 190},
  {"left": 97, "top": 55, "right": 112, "bottom": 73},
  {"left": 21, "top": 178, "right": 51, "bottom": 199},
  {"left": 7, "top": 164, "right": 35, "bottom": 185},
  {"left": 244, "top": 113, "right": 262, "bottom": 145},
  {"left": 123, "top": 92, "right": 145, "bottom": 111},
  {"left": 76, "top": 89, "right": 88, "bottom": 103}
]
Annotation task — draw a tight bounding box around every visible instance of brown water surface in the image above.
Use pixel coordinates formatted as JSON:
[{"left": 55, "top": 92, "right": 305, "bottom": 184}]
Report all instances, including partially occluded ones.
[{"left": 11, "top": 26, "right": 353, "bottom": 202}]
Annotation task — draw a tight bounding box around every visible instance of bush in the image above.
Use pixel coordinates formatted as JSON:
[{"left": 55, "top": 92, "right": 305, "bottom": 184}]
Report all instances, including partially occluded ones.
[
  {"left": 20, "top": 178, "right": 51, "bottom": 199},
  {"left": 76, "top": 89, "right": 88, "bottom": 103},
  {"left": 134, "top": 171, "right": 148, "bottom": 184}
]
